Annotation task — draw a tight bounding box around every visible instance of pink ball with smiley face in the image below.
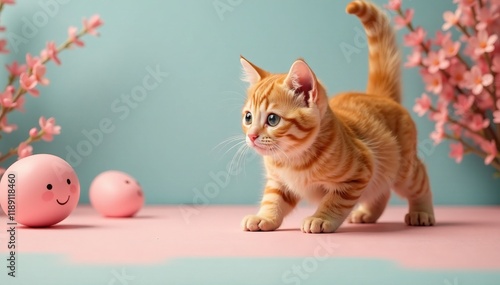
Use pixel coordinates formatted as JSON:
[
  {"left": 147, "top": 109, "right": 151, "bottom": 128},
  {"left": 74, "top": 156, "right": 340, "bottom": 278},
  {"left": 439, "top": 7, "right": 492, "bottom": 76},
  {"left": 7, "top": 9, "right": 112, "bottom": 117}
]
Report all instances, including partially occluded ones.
[
  {"left": 0, "top": 154, "right": 80, "bottom": 227},
  {"left": 89, "top": 170, "right": 144, "bottom": 217}
]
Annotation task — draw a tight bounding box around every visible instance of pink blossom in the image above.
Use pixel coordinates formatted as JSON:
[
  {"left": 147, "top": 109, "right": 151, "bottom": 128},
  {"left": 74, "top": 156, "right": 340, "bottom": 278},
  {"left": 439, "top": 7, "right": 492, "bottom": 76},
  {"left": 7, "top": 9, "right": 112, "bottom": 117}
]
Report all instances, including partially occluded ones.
[
  {"left": 442, "top": 38, "right": 461, "bottom": 57},
  {"left": 430, "top": 102, "right": 449, "bottom": 124},
  {"left": 430, "top": 122, "right": 445, "bottom": 145},
  {"left": 439, "top": 83, "right": 455, "bottom": 103},
  {"left": 453, "top": 95, "right": 474, "bottom": 116},
  {"left": 40, "top": 41, "right": 61, "bottom": 65},
  {"left": 493, "top": 100, "right": 500, "bottom": 123},
  {"left": 39, "top": 116, "right": 61, "bottom": 141},
  {"left": 422, "top": 71, "right": 443, "bottom": 94},
  {"left": 5, "top": 61, "right": 27, "bottom": 77},
  {"left": 463, "top": 37, "right": 478, "bottom": 59},
  {"left": 469, "top": 30, "right": 498, "bottom": 56},
  {"left": 29, "top": 127, "right": 38, "bottom": 138},
  {"left": 83, "top": 14, "right": 103, "bottom": 36},
  {"left": 476, "top": 91, "right": 494, "bottom": 110},
  {"left": 25, "top": 53, "right": 41, "bottom": 69},
  {"left": 480, "top": 140, "right": 497, "bottom": 165},
  {"left": 449, "top": 143, "right": 464, "bottom": 163},
  {"left": 14, "top": 95, "right": 25, "bottom": 112},
  {"left": 0, "top": 117, "right": 17, "bottom": 133},
  {"left": 442, "top": 9, "right": 461, "bottom": 31},
  {"left": 0, "top": 86, "right": 16, "bottom": 108},
  {"left": 405, "top": 49, "right": 422, "bottom": 67},
  {"left": 476, "top": 6, "right": 499, "bottom": 30},
  {"left": 0, "top": 39, "right": 8, "bottom": 53},
  {"left": 449, "top": 62, "right": 468, "bottom": 88},
  {"left": 0, "top": 0, "right": 15, "bottom": 4},
  {"left": 459, "top": 6, "right": 476, "bottom": 26},
  {"left": 32, "top": 63, "right": 50, "bottom": 85},
  {"left": 448, "top": 123, "right": 462, "bottom": 137},
  {"left": 423, "top": 50, "right": 450, "bottom": 73},
  {"left": 19, "top": 73, "right": 39, "bottom": 96},
  {"left": 413, "top": 93, "right": 432, "bottom": 117},
  {"left": 0, "top": 168, "right": 5, "bottom": 176},
  {"left": 404, "top": 27, "right": 426, "bottom": 47},
  {"left": 394, "top": 9, "right": 414, "bottom": 30},
  {"left": 434, "top": 31, "right": 452, "bottom": 46},
  {"left": 464, "top": 66, "right": 493, "bottom": 95},
  {"left": 492, "top": 56, "right": 500, "bottom": 73},
  {"left": 17, "top": 142, "right": 33, "bottom": 159},
  {"left": 468, "top": 114, "right": 490, "bottom": 131},
  {"left": 68, "top": 26, "right": 84, "bottom": 47},
  {"left": 384, "top": 0, "right": 401, "bottom": 11}
]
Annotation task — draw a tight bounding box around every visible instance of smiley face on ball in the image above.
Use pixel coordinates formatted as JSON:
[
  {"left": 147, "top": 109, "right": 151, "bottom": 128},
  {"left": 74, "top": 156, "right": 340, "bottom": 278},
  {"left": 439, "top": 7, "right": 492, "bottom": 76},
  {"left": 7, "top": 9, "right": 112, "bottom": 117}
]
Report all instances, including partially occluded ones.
[
  {"left": 0, "top": 154, "right": 80, "bottom": 227},
  {"left": 89, "top": 170, "right": 144, "bottom": 218},
  {"left": 42, "top": 177, "right": 79, "bottom": 206}
]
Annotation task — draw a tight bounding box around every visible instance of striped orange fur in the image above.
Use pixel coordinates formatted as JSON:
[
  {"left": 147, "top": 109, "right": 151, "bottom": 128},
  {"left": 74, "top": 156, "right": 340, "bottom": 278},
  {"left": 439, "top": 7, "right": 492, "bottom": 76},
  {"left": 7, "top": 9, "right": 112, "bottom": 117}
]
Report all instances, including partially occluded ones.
[{"left": 240, "top": 0, "right": 435, "bottom": 233}]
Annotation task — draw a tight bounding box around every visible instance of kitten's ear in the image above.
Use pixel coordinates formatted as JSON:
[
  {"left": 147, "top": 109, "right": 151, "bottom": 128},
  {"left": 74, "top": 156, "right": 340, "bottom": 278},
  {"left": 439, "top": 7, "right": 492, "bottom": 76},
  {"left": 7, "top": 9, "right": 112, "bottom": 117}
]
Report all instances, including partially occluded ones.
[
  {"left": 240, "top": 55, "right": 268, "bottom": 85},
  {"left": 284, "top": 59, "right": 318, "bottom": 106}
]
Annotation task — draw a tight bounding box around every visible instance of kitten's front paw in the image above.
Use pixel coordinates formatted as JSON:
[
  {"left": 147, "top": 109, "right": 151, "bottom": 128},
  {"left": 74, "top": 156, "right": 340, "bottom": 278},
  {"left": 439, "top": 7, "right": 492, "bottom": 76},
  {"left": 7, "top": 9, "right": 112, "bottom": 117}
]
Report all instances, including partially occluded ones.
[
  {"left": 241, "top": 215, "right": 280, "bottom": 231},
  {"left": 405, "top": 211, "right": 435, "bottom": 226},
  {"left": 301, "top": 216, "right": 339, "bottom": 234}
]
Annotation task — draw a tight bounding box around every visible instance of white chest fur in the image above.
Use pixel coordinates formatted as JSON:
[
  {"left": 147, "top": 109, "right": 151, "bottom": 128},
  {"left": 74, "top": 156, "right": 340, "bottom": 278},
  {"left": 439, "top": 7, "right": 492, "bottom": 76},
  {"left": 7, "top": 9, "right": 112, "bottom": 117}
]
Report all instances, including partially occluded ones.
[{"left": 273, "top": 167, "right": 325, "bottom": 202}]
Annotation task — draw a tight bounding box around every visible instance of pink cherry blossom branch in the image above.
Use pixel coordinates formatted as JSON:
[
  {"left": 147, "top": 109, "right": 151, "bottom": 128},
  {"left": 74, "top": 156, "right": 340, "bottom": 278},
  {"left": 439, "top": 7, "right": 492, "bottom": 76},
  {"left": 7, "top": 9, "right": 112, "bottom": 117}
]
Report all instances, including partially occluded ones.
[
  {"left": 468, "top": 6, "right": 498, "bottom": 103},
  {"left": 0, "top": 17, "right": 102, "bottom": 132},
  {"left": 0, "top": 133, "right": 39, "bottom": 164},
  {"left": 429, "top": 105, "right": 483, "bottom": 137},
  {"left": 0, "top": 117, "right": 60, "bottom": 163},
  {"left": 468, "top": 4, "right": 500, "bottom": 138},
  {"left": 444, "top": 133, "right": 500, "bottom": 171},
  {"left": 397, "top": 9, "right": 469, "bottom": 104},
  {"left": 397, "top": 3, "right": 500, "bottom": 146},
  {"left": 392, "top": 0, "right": 500, "bottom": 168}
]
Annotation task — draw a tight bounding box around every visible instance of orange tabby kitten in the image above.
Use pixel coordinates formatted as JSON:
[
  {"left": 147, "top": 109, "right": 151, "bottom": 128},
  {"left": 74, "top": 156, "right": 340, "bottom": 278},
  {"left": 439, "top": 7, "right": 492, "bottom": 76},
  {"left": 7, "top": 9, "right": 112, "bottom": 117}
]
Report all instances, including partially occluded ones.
[{"left": 239, "top": 0, "right": 435, "bottom": 233}]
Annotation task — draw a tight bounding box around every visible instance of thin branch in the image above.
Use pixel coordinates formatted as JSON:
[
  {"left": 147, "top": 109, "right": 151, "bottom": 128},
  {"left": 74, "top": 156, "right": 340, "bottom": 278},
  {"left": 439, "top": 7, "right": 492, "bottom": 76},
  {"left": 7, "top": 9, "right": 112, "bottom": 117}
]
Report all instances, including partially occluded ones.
[
  {"left": 0, "top": 130, "right": 45, "bottom": 164},
  {"left": 0, "top": 28, "right": 89, "bottom": 131},
  {"left": 444, "top": 133, "right": 500, "bottom": 171}
]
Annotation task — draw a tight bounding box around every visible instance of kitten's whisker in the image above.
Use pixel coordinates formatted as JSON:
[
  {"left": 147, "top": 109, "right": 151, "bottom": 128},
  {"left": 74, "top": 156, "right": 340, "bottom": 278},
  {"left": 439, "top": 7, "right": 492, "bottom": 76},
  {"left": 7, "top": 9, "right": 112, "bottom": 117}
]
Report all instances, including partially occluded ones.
[
  {"left": 211, "top": 135, "right": 245, "bottom": 153},
  {"left": 228, "top": 143, "right": 248, "bottom": 177},
  {"left": 236, "top": 144, "right": 250, "bottom": 176},
  {"left": 242, "top": 146, "right": 251, "bottom": 176},
  {"left": 228, "top": 145, "right": 243, "bottom": 177},
  {"left": 223, "top": 140, "right": 247, "bottom": 159},
  {"left": 220, "top": 90, "right": 246, "bottom": 99}
]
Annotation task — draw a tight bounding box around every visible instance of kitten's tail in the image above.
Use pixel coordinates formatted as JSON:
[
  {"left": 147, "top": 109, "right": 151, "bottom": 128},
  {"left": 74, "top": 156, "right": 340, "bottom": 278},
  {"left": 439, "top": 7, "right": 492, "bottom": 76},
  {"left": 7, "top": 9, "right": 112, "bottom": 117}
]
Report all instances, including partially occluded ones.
[{"left": 346, "top": 0, "right": 401, "bottom": 103}]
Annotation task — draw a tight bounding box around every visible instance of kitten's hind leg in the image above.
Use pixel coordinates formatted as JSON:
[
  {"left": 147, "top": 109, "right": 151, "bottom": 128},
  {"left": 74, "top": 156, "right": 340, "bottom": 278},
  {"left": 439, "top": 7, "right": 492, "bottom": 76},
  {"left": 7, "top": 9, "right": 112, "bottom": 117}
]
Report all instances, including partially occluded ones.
[
  {"left": 241, "top": 181, "right": 299, "bottom": 231},
  {"left": 393, "top": 157, "right": 435, "bottom": 226},
  {"left": 348, "top": 190, "right": 390, "bottom": 224}
]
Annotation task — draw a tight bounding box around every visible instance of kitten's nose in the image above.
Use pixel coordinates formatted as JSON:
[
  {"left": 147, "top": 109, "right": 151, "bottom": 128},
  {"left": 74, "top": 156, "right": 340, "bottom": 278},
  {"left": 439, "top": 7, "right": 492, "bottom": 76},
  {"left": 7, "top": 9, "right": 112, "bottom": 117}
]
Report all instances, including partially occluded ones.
[{"left": 248, "top": 134, "right": 259, "bottom": 142}]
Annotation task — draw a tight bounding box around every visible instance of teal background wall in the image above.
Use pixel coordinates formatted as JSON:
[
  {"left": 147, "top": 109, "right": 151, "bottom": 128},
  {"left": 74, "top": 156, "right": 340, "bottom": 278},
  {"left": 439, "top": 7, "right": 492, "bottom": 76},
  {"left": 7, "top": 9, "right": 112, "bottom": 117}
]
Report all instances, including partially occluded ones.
[{"left": 0, "top": 0, "right": 499, "bottom": 205}]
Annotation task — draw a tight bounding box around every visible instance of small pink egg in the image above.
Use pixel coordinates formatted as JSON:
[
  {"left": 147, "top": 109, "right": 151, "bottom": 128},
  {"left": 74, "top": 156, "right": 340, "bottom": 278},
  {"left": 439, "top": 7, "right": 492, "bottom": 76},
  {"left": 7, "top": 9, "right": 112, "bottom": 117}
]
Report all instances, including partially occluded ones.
[
  {"left": 0, "top": 154, "right": 80, "bottom": 227},
  {"left": 89, "top": 170, "right": 144, "bottom": 217}
]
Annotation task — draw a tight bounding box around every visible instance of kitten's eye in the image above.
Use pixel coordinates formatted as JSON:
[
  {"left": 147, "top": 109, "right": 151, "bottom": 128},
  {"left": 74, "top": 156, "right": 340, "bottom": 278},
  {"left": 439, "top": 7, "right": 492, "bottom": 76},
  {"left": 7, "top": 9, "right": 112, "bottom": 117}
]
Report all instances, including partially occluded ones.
[
  {"left": 46, "top": 184, "right": 53, "bottom": 190},
  {"left": 244, "top": 112, "right": 252, "bottom": 125},
  {"left": 267, "top": 113, "right": 281, "bottom": 127},
  {"left": 67, "top": 179, "right": 71, "bottom": 185}
]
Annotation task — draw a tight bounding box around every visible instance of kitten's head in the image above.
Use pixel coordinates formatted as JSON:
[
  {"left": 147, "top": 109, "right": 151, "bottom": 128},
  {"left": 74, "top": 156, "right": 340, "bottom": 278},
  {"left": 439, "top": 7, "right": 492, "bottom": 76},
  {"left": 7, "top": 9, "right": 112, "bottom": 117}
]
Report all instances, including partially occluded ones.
[{"left": 239, "top": 56, "right": 329, "bottom": 159}]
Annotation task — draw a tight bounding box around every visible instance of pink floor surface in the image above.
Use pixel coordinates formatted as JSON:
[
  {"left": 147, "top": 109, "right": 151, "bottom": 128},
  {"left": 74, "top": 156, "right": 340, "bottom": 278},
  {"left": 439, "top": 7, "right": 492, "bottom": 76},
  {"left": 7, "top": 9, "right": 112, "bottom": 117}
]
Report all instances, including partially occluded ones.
[{"left": 1, "top": 206, "right": 499, "bottom": 269}]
